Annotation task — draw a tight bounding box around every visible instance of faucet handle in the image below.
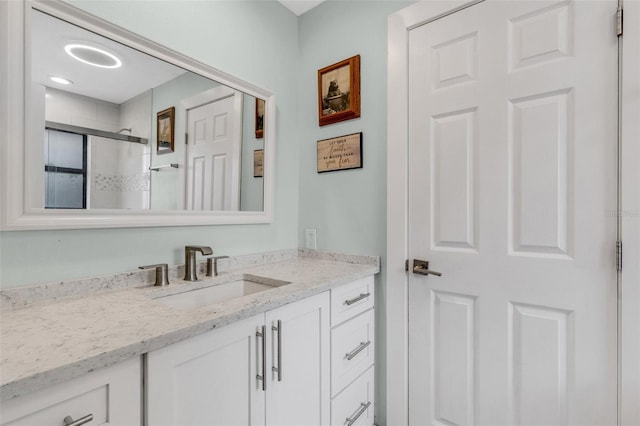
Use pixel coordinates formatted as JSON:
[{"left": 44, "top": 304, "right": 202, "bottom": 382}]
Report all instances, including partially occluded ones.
[
  {"left": 139, "top": 263, "right": 170, "bottom": 286},
  {"left": 206, "top": 256, "right": 230, "bottom": 277}
]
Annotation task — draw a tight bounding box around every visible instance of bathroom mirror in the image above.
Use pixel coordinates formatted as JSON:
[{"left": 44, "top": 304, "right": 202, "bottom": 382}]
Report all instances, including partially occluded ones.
[{"left": 0, "top": 0, "right": 275, "bottom": 229}]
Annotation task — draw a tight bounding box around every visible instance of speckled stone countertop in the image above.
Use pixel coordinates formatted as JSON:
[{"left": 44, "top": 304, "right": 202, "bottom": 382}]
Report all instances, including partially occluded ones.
[{"left": 0, "top": 250, "right": 379, "bottom": 401}]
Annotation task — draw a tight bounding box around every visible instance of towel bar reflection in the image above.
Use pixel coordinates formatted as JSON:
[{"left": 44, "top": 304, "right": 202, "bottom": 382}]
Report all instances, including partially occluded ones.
[{"left": 149, "top": 163, "right": 179, "bottom": 172}]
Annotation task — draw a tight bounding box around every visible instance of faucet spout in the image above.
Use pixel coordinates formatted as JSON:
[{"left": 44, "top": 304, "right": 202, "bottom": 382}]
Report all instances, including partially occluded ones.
[
  {"left": 186, "top": 245, "right": 213, "bottom": 256},
  {"left": 184, "top": 245, "right": 213, "bottom": 281}
]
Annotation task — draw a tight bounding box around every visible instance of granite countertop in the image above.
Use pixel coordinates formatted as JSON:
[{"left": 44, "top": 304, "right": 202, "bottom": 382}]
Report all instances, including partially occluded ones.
[{"left": 0, "top": 250, "right": 379, "bottom": 401}]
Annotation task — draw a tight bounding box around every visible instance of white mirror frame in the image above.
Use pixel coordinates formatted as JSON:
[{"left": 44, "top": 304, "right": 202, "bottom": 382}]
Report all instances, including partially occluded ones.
[{"left": 0, "top": 0, "right": 275, "bottom": 230}]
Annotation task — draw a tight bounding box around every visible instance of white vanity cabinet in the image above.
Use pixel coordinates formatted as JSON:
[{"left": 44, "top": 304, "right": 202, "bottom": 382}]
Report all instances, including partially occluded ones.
[
  {"left": 265, "top": 293, "right": 330, "bottom": 426},
  {"left": 1, "top": 357, "right": 141, "bottom": 426},
  {"left": 330, "top": 276, "right": 375, "bottom": 426},
  {"left": 146, "top": 314, "right": 265, "bottom": 426},
  {"left": 146, "top": 291, "right": 330, "bottom": 426}
]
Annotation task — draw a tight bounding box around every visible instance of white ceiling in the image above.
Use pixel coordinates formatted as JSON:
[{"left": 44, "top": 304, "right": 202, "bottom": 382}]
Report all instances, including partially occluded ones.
[
  {"left": 31, "top": 10, "right": 186, "bottom": 105},
  {"left": 278, "top": 0, "right": 326, "bottom": 16},
  {"left": 32, "top": 2, "right": 325, "bottom": 105}
]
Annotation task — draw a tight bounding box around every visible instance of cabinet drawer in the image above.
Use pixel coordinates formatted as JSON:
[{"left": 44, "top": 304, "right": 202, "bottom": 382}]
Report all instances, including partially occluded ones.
[
  {"left": 331, "top": 309, "right": 375, "bottom": 396},
  {"left": 331, "top": 366, "right": 375, "bottom": 426},
  {"left": 2, "top": 357, "right": 141, "bottom": 426},
  {"left": 331, "top": 276, "right": 374, "bottom": 326}
]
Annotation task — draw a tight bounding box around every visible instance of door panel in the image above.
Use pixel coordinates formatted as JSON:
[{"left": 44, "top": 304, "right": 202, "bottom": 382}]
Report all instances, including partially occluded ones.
[
  {"left": 431, "top": 108, "right": 478, "bottom": 251},
  {"left": 432, "top": 291, "right": 476, "bottom": 426},
  {"left": 507, "top": 303, "right": 572, "bottom": 426},
  {"left": 408, "top": 1, "right": 617, "bottom": 425},
  {"left": 509, "top": 90, "right": 572, "bottom": 257}
]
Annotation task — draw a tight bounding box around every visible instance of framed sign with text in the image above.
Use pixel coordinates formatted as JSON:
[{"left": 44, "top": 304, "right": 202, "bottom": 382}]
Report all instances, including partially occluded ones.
[
  {"left": 317, "top": 132, "right": 362, "bottom": 173},
  {"left": 254, "top": 149, "right": 264, "bottom": 177}
]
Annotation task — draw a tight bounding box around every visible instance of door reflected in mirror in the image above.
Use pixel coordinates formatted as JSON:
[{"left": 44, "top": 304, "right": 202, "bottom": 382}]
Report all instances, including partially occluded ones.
[{"left": 31, "top": 9, "right": 265, "bottom": 212}]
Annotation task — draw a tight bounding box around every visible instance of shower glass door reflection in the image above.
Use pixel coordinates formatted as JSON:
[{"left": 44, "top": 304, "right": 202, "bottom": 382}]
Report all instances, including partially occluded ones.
[
  {"left": 44, "top": 129, "right": 86, "bottom": 209},
  {"left": 43, "top": 129, "right": 151, "bottom": 209}
]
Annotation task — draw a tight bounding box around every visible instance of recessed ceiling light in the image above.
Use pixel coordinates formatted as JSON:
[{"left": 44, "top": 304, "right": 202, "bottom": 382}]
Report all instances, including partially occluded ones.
[
  {"left": 64, "top": 43, "right": 122, "bottom": 69},
  {"left": 50, "top": 76, "right": 73, "bottom": 85}
]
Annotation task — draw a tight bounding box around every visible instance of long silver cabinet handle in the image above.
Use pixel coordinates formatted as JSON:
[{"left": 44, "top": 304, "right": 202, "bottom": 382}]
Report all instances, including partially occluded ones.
[
  {"left": 346, "top": 340, "right": 371, "bottom": 360},
  {"left": 63, "top": 414, "right": 93, "bottom": 426},
  {"left": 344, "top": 293, "right": 370, "bottom": 306},
  {"left": 256, "top": 326, "right": 266, "bottom": 391},
  {"left": 346, "top": 402, "right": 371, "bottom": 426},
  {"left": 271, "top": 320, "right": 282, "bottom": 381}
]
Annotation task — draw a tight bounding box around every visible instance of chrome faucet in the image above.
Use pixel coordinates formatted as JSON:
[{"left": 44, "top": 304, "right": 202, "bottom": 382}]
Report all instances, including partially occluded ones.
[{"left": 184, "top": 245, "right": 213, "bottom": 281}]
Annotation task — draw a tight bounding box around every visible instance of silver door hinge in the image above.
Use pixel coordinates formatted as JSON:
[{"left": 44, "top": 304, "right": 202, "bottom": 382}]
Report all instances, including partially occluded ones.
[
  {"left": 616, "top": 241, "right": 623, "bottom": 271},
  {"left": 185, "top": 133, "right": 188, "bottom": 144},
  {"left": 617, "top": 5, "right": 623, "bottom": 37}
]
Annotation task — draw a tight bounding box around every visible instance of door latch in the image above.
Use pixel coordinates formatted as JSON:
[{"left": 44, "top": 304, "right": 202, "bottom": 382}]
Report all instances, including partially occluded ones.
[{"left": 412, "top": 259, "right": 442, "bottom": 277}]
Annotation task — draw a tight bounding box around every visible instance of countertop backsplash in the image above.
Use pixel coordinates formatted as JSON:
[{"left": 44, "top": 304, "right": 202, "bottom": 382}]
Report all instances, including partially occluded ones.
[{"left": 0, "top": 249, "right": 339, "bottom": 311}]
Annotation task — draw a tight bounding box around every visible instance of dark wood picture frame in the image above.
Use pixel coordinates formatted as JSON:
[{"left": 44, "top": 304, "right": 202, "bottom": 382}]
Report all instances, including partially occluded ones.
[
  {"left": 317, "top": 132, "right": 363, "bottom": 173},
  {"left": 255, "top": 98, "right": 265, "bottom": 139},
  {"left": 317, "top": 55, "right": 360, "bottom": 127},
  {"left": 156, "top": 106, "right": 175, "bottom": 154},
  {"left": 253, "top": 149, "right": 264, "bottom": 177}
]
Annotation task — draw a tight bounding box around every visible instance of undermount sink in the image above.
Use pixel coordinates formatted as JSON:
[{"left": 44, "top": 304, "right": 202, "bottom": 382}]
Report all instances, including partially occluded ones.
[{"left": 156, "top": 278, "right": 281, "bottom": 311}]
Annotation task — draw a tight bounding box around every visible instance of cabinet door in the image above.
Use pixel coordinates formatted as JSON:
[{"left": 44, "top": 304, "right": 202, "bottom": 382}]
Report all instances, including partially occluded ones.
[
  {"left": 265, "top": 292, "right": 330, "bottom": 426},
  {"left": 146, "top": 315, "right": 265, "bottom": 426},
  {"left": 2, "top": 357, "right": 141, "bottom": 426}
]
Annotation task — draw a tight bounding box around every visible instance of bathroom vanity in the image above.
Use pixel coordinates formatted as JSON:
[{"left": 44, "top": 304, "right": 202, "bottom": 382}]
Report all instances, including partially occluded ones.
[{"left": 0, "top": 250, "right": 378, "bottom": 426}]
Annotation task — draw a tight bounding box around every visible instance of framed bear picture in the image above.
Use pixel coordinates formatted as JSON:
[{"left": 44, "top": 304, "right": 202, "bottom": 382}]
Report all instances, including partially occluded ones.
[
  {"left": 156, "top": 106, "right": 175, "bottom": 154},
  {"left": 317, "top": 55, "right": 360, "bottom": 126},
  {"left": 255, "top": 98, "right": 265, "bottom": 139}
]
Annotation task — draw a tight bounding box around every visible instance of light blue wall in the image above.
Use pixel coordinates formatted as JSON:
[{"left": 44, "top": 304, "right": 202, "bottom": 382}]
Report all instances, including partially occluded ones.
[
  {"left": 0, "top": 0, "right": 300, "bottom": 286},
  {"left": 297, "top": 1, "right": 413, "bottom": 423},
  {"left": 241, "top": 94, "right": 265, "bottom": 212}
]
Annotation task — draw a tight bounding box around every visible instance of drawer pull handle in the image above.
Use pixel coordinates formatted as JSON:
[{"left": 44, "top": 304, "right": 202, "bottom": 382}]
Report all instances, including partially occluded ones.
[
  {"left": 344, "top": 293, "right": 370, "bottom": 306},
  {"left": 346, "top": 340, "right": 371, "bottom": 360},
  {"left": 346, "top": 402, "right": 371, "bottom": 426},
  {"left": 272, "top": 320, "right": 282, "bottom": 382},
  {"left": 63, "top": 414, "right": 93, "bottom": 426},
  {"left": 256, "top": 326, "right": 267, "bottom": 391}
]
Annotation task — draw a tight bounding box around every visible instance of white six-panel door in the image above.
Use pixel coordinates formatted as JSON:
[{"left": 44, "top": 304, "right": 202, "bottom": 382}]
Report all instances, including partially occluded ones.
[
  {"left": 185, "top": 92, "right": 242, "bottom": 211},
  {"left": 407, "top": 1, "right": 618, "bottom": 425}
]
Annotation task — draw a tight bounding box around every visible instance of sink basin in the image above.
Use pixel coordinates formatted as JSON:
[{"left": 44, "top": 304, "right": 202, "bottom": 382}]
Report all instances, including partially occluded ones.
[{"left": 157, "top": 279, "right": 277, "bottom": 310}]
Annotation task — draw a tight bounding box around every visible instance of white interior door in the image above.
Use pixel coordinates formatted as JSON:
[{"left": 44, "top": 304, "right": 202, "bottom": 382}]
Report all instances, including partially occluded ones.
[
  {"left": 186, "top": 91, "right": 242, "bottom": 211},
  {"left": 407, "top": 1, "right": 618, "bottom": 425}
]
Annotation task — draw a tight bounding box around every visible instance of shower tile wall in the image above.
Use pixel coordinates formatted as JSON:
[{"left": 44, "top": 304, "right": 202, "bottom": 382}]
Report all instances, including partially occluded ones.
[
  {"left": 120, "top": 90, "right": 152, "bottom": 139},
  {"left": 90, "top": 136, "right": 150, "bottom": 209},
  {"left": 45, "top": 87, "right": 151, "bottom": 209},
  {"left": 45, "top": 87, "right": 120, "bottom": 132}
]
